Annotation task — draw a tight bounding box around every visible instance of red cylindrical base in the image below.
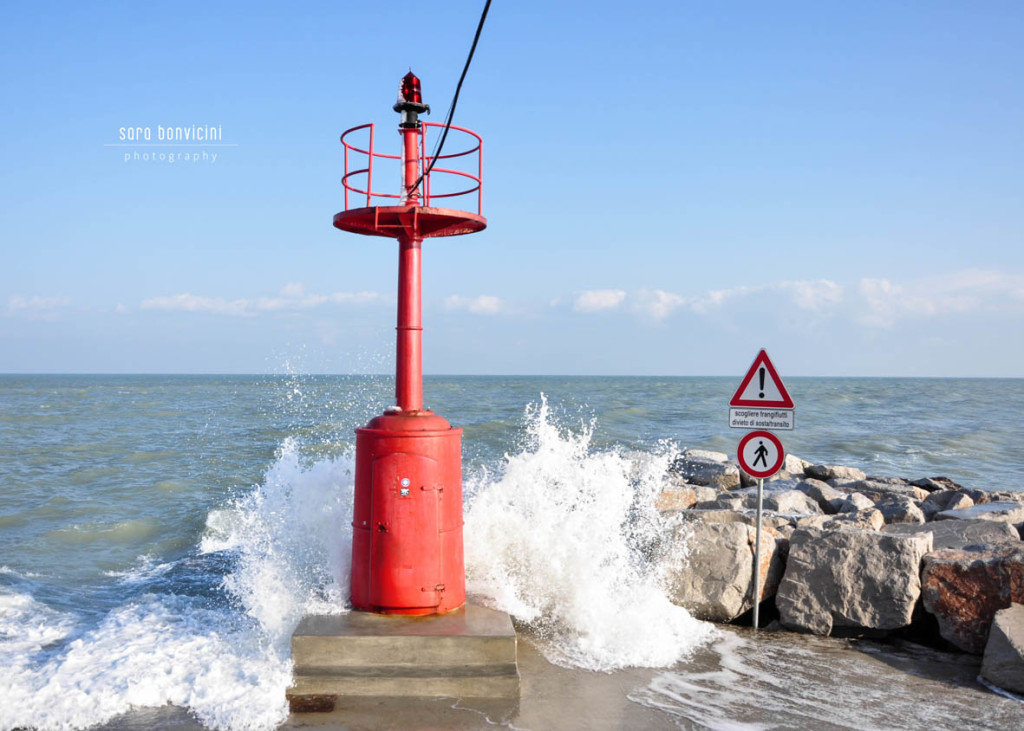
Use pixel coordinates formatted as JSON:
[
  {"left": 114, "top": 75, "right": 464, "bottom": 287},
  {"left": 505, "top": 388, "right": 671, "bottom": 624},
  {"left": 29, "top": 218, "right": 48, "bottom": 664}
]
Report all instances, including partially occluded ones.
[{"left": 350, "top": 411, "right": 465, "bottom": 615}]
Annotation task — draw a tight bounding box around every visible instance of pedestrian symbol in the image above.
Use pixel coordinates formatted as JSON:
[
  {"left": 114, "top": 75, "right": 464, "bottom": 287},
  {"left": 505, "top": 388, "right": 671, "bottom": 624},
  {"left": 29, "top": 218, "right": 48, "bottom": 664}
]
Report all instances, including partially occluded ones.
[{"left": 752, "top": 440, "right": 769, "bottom": 468}]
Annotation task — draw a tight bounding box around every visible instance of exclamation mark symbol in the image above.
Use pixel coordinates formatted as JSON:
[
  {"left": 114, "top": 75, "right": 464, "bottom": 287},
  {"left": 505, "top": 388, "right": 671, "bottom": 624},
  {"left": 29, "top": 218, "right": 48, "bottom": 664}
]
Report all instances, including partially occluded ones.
[{"left": 758, "top": 367, "right": 765, "bottom": 398}]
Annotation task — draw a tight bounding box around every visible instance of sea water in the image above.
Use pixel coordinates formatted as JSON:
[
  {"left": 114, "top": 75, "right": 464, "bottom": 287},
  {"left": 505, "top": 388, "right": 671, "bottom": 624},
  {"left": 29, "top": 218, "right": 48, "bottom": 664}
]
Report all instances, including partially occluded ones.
[{"left": 0, "top": 374, "right": 1022, "bottom": 729}]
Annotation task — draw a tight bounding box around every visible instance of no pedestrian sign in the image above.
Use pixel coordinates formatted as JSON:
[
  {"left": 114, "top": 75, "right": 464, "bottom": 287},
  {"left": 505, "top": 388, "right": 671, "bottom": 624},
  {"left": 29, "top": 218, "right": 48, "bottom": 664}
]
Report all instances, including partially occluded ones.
[
  {"left": 737, "top": 430, "right": 786, "bottom": 479},
  {"left": 729, "top": 349, "right": 795, "bottom": 430}
]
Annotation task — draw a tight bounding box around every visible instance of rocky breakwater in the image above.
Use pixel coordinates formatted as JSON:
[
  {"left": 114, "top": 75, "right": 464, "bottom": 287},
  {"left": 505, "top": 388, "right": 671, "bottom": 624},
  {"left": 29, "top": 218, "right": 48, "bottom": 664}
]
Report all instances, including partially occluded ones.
[{"left": 657, "top": 448, "right": 1024, "bottom": 695}]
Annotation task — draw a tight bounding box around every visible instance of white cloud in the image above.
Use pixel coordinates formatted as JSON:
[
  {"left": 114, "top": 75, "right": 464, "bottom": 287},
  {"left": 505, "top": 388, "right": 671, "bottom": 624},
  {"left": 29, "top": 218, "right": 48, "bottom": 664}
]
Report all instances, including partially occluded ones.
[
  {"left": 4, "top": 295, "right": 73, "bottom": 320},
  {"left": 573, "top": 289, "right": 626, "bottom": 313},
  {"left": 444, "top": 294, "right": 503, "bottom": 314},
  {"left": 778, "top": 279, "right": 844, "bottom": 310},
  {"left": 605, "top": 279, "right": 844, "bottom": 320},
  {"left": 687, "top": 286, "right": 754, "bottom": 314},
  {"left": 632, "top": 289, "right": 689, "bottom": 319},
  {"left": 141, "top": 293, "right": 250, "bottom": 316},
  {"left": 140, "top": 283, "right": 382, "bottom": 317},
  {"left": 857, "top": 269, "right": 1023, "bottom": 328}
]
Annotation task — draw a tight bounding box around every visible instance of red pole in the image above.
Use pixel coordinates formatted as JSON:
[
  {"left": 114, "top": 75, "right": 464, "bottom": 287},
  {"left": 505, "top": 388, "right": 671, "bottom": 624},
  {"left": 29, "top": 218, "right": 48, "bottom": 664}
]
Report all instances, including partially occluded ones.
[
  {"left": 396, "top": 233, "right": 423, "bottom": 412},
  {"left": 396, "top": 125, "right": 423, "bottom": 412}
]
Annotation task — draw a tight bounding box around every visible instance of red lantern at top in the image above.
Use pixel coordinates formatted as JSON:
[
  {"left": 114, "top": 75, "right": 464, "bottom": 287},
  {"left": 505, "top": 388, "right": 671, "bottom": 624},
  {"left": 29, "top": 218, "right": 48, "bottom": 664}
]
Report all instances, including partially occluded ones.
[
  {"left": 394, "top": 71, "right": 430, "bottom": 128},
  {"left": 397, "top": 70, "right": 422, "bottom": 105}
]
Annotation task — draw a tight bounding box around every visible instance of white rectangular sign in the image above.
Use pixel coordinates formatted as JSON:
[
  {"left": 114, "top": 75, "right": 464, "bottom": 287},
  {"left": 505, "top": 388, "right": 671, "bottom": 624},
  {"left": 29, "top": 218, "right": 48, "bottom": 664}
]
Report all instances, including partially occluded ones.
[{"left": 729, "top": 407, "right": 795, "bottom": 431}]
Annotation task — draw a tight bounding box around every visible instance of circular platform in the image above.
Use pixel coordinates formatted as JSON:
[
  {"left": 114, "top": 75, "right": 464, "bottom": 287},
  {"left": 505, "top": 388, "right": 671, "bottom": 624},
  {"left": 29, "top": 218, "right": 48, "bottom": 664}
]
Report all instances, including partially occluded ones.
[{"left": 333, "top": 206, "right": 487, "bottom": 239}]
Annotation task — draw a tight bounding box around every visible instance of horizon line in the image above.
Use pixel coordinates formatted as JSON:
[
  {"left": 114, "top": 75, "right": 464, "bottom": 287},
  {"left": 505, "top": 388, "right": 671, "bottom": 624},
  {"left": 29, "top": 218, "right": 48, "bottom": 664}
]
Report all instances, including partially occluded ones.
[{"left": 1, "top": 372, "right": 1021, "bottom": 380}]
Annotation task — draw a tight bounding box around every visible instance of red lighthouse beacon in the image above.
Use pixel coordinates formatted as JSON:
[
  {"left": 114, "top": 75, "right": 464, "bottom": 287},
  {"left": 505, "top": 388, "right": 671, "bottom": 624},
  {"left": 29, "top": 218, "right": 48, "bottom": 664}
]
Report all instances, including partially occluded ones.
[{"left": 335, "top": 72, "right": 485, "bottom": 615}]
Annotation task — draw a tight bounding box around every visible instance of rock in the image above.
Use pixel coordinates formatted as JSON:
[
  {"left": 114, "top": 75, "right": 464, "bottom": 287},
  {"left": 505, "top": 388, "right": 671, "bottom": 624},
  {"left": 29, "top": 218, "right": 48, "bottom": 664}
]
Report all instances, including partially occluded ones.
[
  {"left": 831, "top": 508, "right": 885, "bottom": 532},
  {"left": 981, "top": 603, "right": 1024, "bottom": 694},
  {"left": 695, "top": 496, "right": 745, "bottom": 511},
  {"left": 805, "top": 464, "right": 830, "bottom": 481},
  {"left": 864, "top": 476, "right": 909, "bottom": 486},
  {"left": 762, "top": 489, "right": 823, "bottom": 516},
  {"left": 911, "top": 476, "right": 964, "bottom": 492},
  {"left": 764, "top": 454, "right": 812, "bottom": 483},
  {"left": 840, "top": 493, "right": 876, "bottom": 513},
  {"left": 794, "top": 478, "right": 846, "bottom": 514},
  {"left": 655, "top": 485, "right": 697, "bottom": 511},
  {"left": 784, "top": 453, "right": 811, "bottom": 476},
  {"left": 921, "top": 490, "right": 960, "bottom": 521},
  {"left": 921, "top": 545, "right": 1024, "bottom": 653},
  {"left": 833, "top": 465, "right": 868, "bottom": 481},
  {"left": 691, "top": 485, "right": 719, "bottom": 504},
  {"left": 882, "top": 519, "right": 1021, "bottom": 550},
  {"left": 795, "top": 508, "right": 885, "bottom": 533},
  {"left": 683, "top": 448, "right": 729, "bottom": 463},
  {"left": 677, "top": 508, "right": 793, "bottom": 531},
  {"left": 671, "top": 452, "right": 741, "bottom": 489},
  {"left": 923, "top": 489, "right": 957, "bottom": 510},
  {"left": 807, "top": 464, "right": 867, "bottom": 482},
  {"left": 726, "top": 482, "right": 821, "bottom": 516},
  {"left": 944, "top": 492, "right": 975, "bottom": 512},
  {"left": 952, "top": 487, "right": 992, "bottom": 505},
  {"left": 989, "top": 491, "right": 1024, "bottom": 505},
  {"left": 935, "top": 502, "right": 1024, "bottom": 531},
  {"left": 663, "top": 521, "right": 785, "bottom": 622},
  {"left": 875, "top": 494, "right": 926, "bottom": 525},
  {"left": 776, "top": 528, "right": 932, "bottom": 636},
  {"left": 828, "top": 478, "right": 860, "bottom": 492},
  {"left": 841, "top": 480, "right": 929, "bottom": 501},
  {"left": 774, "top": 524, "right": 796, "bottom": 539}
]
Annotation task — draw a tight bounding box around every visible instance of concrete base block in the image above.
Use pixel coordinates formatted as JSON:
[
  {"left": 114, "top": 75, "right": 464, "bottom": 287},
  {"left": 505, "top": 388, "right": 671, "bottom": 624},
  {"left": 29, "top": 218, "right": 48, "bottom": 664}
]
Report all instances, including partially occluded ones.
[{"left": 287, "top": 603, "right": 519, "bottom": 712}]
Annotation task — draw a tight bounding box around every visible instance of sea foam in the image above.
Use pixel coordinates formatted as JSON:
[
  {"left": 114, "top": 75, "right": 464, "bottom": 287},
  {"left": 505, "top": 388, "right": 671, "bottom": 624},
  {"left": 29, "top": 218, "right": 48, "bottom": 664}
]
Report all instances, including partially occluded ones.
[
  {"left": 464, "top": 396, "right": 715, "bottom": 671},
  {"left": 0, "top": 438, "right": 354, "bottom": 731}
]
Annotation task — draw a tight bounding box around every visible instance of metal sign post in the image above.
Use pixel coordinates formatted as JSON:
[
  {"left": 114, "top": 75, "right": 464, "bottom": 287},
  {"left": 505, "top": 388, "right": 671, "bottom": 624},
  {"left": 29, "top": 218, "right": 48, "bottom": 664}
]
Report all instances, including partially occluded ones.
[
  {"left": 730, "top": 349, "right": 795, "bottom": 632},
  {"left": 754, "top": 477, "right": 763, "bottom": 630},
  {"left": 737, "top": 431, "right": 783, "bottom": 630}
]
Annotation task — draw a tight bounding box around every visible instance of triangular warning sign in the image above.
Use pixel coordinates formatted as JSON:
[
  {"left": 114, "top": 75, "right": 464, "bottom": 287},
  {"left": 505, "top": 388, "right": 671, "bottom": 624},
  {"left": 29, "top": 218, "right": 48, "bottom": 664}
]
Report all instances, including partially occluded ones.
[{"left": 730, "top": 349, "right": 795, "bottom": 408}]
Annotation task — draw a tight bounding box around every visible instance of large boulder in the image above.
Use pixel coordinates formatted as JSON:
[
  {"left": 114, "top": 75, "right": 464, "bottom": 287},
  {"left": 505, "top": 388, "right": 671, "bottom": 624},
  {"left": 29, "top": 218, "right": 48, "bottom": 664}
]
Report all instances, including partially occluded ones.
[
  {"left": 921, "top": 489, "right": 973, "bottom": 520},
  {"left": 760, "top": 454, "right": 812, "bottom": 483},
  {"left": 794, "top": 478, "right": 847, "bottom": 514},
  {"left": 776, "top": 528, "right": 932, "bottom": 636},
  {"left": 695, "top": 495, "right": 746, "bottom": 510},
  {"left": 935, "top": 502, "right": 1024, "bottom": 531},
  {"left": 945, "top": 492, "right": 976, "bottom": 512},
  {"left": 663, "top": 521, "right": 785, "bottom": 622},
  {"left": 981, "top": 603, "right": 1024, "bottom": 694},
  {"left": 875, "top": 494, "right": 926, "bottom": 525},
  {"left": 836, "top": 480, "right": 928, "bottom": 501},
  {"left": 882, "top": 519, "right": 1020, "bottom": 550},
  {"left": 783, "top": 453, "right": 811, "bottom": 476},
  {"left": 806, "top": 464, "right": 866, "bottom": 482},
  {"left": 910, "top": 476, "right": 963, "bottom": 492},
  {"left": 655, "top": 485, "right": 698, "bottom": 511},
  {"left": 762, "top": 489, "right": 823, "bottom": 515},
  {"left": 795, "top": 509, "right": 885, "bottom": 533},
  {"left": 840, "top": 492, "right": 876, "bottom": 513},
  {"left": 921, "top": 545, "right": 1024, "bottom": 653},
  {"left": 677, "top": 508, "right": 793, "bottom": 531},
  {"left": 671, "top": 450, "right": 741, "bottom": 489}
]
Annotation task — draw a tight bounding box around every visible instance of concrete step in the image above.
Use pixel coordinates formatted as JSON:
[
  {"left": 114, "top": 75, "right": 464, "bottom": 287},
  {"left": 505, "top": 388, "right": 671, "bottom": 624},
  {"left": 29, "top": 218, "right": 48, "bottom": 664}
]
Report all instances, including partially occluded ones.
[
  {"left": 288, "top": 603, "right": 520, "bottom": 712},
  {"left": 288, "top": 671, "right": 521, "bottom": 703}
]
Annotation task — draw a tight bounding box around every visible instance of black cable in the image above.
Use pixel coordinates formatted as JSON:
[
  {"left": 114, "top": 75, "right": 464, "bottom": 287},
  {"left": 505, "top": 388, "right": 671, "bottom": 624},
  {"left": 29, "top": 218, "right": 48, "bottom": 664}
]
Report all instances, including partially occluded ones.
[{"left": 408, "top": 0, "right": 491, "bottom": 199}]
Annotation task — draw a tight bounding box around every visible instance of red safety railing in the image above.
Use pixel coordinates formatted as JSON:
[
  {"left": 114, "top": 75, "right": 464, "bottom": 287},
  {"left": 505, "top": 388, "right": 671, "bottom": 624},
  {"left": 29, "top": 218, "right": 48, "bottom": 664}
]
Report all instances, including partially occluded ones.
[{"left": 340, "top": 122, "right": 482, "bottom": 214}]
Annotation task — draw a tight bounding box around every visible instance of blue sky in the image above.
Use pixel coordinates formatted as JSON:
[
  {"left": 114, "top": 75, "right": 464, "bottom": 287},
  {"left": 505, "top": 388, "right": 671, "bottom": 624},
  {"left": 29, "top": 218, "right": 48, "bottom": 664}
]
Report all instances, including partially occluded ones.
[{"left": 2, "top": 1, "right": 1022, "bottom": 376}]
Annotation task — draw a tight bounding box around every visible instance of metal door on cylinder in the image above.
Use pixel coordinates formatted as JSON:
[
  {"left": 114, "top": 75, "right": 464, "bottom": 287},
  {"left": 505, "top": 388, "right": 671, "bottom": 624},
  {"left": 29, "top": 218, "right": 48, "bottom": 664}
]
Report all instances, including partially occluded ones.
[{"left": 368, "top": 452, "right": 442, "bottom": 610}]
